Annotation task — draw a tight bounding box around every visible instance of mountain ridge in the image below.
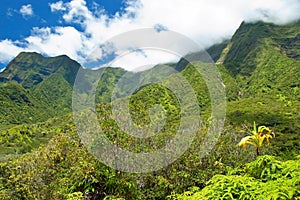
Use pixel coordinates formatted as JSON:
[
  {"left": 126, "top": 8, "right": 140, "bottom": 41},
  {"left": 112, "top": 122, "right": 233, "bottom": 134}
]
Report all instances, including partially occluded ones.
[{"left": 0, "top": 20, "right": 300, "bottom": 124}]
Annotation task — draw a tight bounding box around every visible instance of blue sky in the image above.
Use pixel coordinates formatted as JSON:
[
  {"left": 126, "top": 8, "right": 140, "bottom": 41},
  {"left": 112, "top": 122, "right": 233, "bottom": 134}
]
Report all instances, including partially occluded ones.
[
  {"left": 1, "top": 0, "right": 300, "bottom": 71},
  {"left": 0, "top": 0, "right": 123, "bottom": 40}
]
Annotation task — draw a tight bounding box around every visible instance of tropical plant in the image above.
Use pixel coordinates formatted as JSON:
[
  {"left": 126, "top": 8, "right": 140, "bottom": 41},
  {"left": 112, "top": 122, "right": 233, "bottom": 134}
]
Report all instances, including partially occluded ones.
[
  {"left": 238, "top": 122, "right": 275, "bottom": 156},
  {"left": 168, "top": 155, "right": 300, "bottom": 200}
]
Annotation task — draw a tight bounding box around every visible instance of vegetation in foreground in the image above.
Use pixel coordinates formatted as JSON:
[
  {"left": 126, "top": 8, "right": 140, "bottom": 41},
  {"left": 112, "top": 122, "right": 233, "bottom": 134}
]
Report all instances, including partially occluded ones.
[{"left": 169, "top": 155, "right": 300, "bottom": 200}]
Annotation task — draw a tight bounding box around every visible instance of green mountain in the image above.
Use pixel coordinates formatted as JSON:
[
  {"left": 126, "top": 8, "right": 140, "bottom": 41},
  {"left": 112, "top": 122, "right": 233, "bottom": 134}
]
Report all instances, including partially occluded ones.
[
  {"left": 0, "top": 52, "right": 81, "bottom": 117},
  {"left": 221, "top": 21, "right": 300, "bottom": 99},
  {"left": 222, "top": 21, "right": 300, "bottom": 70},
  {"left": 0, "top": 52, "right": 127, "bottom": 124},
  {"left": 0, "top": 52, "right": 79, "bottom": 88},
  {"left": 0, "top": 21, "right": 299, "bottom": 199}
]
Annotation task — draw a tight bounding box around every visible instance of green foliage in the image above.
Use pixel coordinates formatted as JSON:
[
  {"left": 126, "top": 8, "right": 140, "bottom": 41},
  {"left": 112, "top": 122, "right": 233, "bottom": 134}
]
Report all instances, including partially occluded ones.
[
  {"left": 32, "top": 72, "right": 74, "bottom": 114},
  {"left": 95, "top": 67, "right": 126, "bottom": 103},
  {"left": 0, "top": 131, "right": 143, "bottom": 199},
  {"left": 241, "top": 40, "right": 300, "bottom": 101},
  {"left": 0, "top": 113, "right": 74, "bottom": 158},
  {"left": 245, "top": 155, "right": 283, "bottom": 181},
  {"left": 226, "top": 95, "right": 300, "bottom": 159},
  {"left": 65, "top": 192, "right": 84, "bottom": 200},
  {"left": 224, "top": 21, "right": 273, "bottom": 76},
  {"left": 0, "top": 82, "right": 54, "bottom": 125},
  {"left": 169, "top": 155, "right": 300, "bottom": 200}
]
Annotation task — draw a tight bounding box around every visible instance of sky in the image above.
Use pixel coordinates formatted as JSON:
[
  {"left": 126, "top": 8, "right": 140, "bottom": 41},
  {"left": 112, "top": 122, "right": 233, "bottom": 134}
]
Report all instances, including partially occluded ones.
[{"left": 0, "top": 0, "right": 300, "bottom": 71}]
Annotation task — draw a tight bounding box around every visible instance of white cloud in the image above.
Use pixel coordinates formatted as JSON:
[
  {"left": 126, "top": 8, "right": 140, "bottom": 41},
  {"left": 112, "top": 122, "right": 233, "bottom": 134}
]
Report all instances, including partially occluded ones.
[
  {"left": 110, "top": 49, "right": 180, "bottom": 71},
  {"left": 0, "top": 40, "right": 26, "bottom": 63},
  {"left": 49, "top": 1, "right": 66, "bottom": 12},
  {"left": 242, "top": 0, "right": 300, "bottom": 24},
  {"left": 1, "top": 0, "right": 300, "bottom": 71},
  {"left": 62, "top": 0, "right": 94, "bottom": 23},
  {"left": 20, "top": 4, "right": 34, "bottom": 17},
  {"left": 26, "top": 26, "right": 84, "bottom": 62}
]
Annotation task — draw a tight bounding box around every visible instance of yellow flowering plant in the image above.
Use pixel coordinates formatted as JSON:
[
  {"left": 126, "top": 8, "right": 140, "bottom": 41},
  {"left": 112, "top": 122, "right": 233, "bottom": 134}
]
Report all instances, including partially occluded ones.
[{"left": 238, "top": 122, "right": 275, "bottom": 156}]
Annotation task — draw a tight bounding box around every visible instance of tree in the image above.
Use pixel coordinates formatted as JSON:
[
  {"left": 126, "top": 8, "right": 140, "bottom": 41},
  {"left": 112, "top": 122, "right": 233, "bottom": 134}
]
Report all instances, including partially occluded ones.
[{"left": 238, "top": 122, "right": 275, "bottom": 156}]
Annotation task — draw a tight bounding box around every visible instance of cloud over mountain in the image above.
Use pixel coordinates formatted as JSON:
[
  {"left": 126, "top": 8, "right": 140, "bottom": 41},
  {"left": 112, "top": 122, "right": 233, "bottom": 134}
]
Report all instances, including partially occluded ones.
[{"left": 1, "top": 0, "right": 300, "bottom": 71}]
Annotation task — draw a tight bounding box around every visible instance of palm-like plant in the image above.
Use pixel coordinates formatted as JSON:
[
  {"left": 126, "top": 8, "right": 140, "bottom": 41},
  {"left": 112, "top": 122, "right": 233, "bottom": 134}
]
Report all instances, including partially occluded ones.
[{"left": 238, "top": 122, "right": 275, "bottom": 156}]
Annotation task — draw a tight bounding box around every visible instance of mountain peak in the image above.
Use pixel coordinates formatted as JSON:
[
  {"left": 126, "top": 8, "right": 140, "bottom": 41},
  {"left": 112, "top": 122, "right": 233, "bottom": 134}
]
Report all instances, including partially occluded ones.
[
  {"left": 0, "top": 52, "right": 81, "bottom": 88},
  {"left": 16, "top": 51, "right": 44, "bottom": 58},
  {"left": 12, "top": 52, "right": 76, "bottom": 66}
]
